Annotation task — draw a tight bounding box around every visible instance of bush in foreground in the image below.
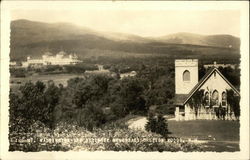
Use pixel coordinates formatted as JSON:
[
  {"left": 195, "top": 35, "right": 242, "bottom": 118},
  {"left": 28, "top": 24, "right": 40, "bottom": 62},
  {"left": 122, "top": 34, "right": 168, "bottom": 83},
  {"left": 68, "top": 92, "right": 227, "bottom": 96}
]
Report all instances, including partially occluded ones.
[
  {"left": 145, "top": 113, "right": 169, "bottom": 139},
  {"left": 9, "top": 122, "right": 203, "bottom": 152}
]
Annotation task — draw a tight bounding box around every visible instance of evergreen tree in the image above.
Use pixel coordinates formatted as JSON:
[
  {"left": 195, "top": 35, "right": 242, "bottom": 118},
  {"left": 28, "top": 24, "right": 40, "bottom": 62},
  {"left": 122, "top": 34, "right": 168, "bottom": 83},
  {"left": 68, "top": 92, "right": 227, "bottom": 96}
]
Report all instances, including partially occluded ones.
[
  {"left": 145, "top": 113, "right": 169, "bottom": 139},
  {"left": 155, "top": 114, "right": 169, "bottom": 139},
  {"left": 145, "top": 112, "right": 157, "bottom": 132}
]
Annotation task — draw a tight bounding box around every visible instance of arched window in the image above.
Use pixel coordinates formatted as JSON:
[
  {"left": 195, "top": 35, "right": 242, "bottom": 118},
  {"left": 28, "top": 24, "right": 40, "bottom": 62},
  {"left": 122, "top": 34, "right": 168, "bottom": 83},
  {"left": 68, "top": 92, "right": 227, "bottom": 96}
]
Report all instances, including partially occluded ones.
[
  {"left": 183, "top": 70, "right": 190, "bottom": 81},
  {"left": 205, "top": 92, "right": 209, "bottom": 107},
  {"left": 222, "top": 92, "right": 227, "bottom": 106},
  {"left": 212, "top": 90, "right": 219, "bottom": 106}
]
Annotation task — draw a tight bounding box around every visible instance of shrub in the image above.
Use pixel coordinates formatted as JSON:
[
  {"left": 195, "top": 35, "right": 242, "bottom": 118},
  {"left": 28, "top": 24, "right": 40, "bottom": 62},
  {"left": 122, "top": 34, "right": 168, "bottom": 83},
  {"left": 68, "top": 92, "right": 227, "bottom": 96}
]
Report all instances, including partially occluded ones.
[
  {"left": 63, "top": 63, "right": 98, "bottom": 73},
  {"left": 9, "top": 123, "right": 203, "bottom": 152},
  {"left": 145, "top": 113, "right": 169, "bottom": 139},
  {"left": 44, "top": 65, "right": 63, "bottom": 72},
  {"left": 226, "top": 89, "right": 240, "bottom": 120},
  {"left": 9, "top": 81, "right": 61, "bottom": 131},
  {"left": 145, "top": 112, "right": 157, "bottom": 132},
  {"left": 76, "top": 104, "right": 106, "bottom": 131},
  {"left": 10, "top": 68, "right": 26, "bottom": 77}
]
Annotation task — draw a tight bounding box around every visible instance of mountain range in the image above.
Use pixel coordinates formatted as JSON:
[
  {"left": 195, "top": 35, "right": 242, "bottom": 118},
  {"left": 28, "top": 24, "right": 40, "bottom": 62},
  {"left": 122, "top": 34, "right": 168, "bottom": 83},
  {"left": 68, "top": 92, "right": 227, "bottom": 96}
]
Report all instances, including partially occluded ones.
[{"left": 10, "top": 19, "right": 240, "bottom": 61}]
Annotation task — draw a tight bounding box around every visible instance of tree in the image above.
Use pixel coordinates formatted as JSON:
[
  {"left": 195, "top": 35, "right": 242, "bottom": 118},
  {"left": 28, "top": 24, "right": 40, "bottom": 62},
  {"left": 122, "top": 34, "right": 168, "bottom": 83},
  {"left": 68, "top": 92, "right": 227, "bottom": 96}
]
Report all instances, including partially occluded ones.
[
  {"left": 76, "top": 102, "right": 106, "bottom": 131},
  {"left": 67, "top": 77, "right": 85, "bottom": 89},
  {"left": 145, "top": 112, "right": 157, "bottom": 132},
  {"left": 137, "top": 64, "right": 175, "bottom": 115},
  {"left": 90, "top": 75, "right": 114, "bottom": 100},
  {"left": 119, "top": 77, "right": 148, "bottom": 114},
  {"left": 146, "top": 75, "right": 174, "bottom": 107},
  {"left": 137, "top": 65, "right": 167, "bottom": 88},
  {"left": 9, "top": 92, "right": 24, "bottom": 132},
  {"left": 155, "top": 114, "right": 169, "bottom": 139},
  {"left": 226, "top": 89, "right": 240, "bottom": 120},
  {"left": 10, "top": 81, "right": 61, "bottom": 130},
  {"left": 198, "top": 66, "right": 207, "bottom": 80},
  {"left": 108, "top": 79, "right": 129, "bottom": 118},
  {"left": 9, "top": 81, "right": 47, "bottom": 132},
  {"left": 110, "top": 99, "right": 128, "bottom": 118},
  {"left": 58, "top": 75, "right": 114, "bottom": 127},
  {"left": 107, "top": 77, "right": 149, "bottom": 118},
  {"left": 187, "top": 89, "right": 204, "bottom": 117},
  {"left": 43, "top": 80, "right": 61, "bottom": 128},
  {"left": 218, "top": 66, "right": 240, "bottom": 88},
  {"left": 19, "top": 81, "right": 46, "bottom": 122},
  {"left": 145, "top": 113, "right": 169, "bottom": 139},
  {"left": 70, "top": 75, "right": 114, "bottom": 109}
]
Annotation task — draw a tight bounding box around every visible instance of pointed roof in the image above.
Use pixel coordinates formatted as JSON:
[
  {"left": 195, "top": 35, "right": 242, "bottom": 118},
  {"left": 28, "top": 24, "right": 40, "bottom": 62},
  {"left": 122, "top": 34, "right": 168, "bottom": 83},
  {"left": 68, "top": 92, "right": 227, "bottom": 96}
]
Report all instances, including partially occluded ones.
[{"left": 175, "top": 67, "right": 240, "bottom": 106}]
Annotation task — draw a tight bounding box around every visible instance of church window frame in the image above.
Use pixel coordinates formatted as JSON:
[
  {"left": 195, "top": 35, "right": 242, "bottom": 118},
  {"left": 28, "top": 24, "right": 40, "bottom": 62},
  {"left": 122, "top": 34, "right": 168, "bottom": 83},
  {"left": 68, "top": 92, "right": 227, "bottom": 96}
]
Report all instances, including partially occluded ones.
[
  {"left": 221, "top": 91, "right": 227, "bottom": 107},
  {"left": 183, "top": 70, "right": 190, "bottom": 82},
  {"left": 211, "top": 90, "right": 219, "bottom": 107},
  {"left": 204, "top": 91, "right": 210, "bottom": 107}
]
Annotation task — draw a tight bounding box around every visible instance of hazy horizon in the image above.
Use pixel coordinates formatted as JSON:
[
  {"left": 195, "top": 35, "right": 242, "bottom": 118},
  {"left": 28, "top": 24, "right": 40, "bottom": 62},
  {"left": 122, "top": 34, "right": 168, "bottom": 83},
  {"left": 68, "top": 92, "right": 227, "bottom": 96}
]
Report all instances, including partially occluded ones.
[
  {"left": 11, "top": 9, "right": 240, "bottom": 37},
  {"left": 12, "top": 18, "right": 240, "bottom": 39}
]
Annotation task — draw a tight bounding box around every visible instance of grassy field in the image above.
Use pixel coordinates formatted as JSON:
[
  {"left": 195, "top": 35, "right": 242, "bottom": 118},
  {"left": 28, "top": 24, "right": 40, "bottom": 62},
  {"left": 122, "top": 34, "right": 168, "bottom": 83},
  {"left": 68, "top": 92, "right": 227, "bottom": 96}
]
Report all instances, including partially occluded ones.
[
  {"left": 168, "top": 120, "right": 240, "bottom": 152},
  {"left": 10, "top": 73, "right": 85, "bottom": 92},
  {"left": 127, "top": 116, "right": 240, "bottom": 151},
  {"left": 168, "top": 120, "right": 239, "bottom": 141},
  {"left": 127, "top": 117, "right": 240, "bottom": 141}
]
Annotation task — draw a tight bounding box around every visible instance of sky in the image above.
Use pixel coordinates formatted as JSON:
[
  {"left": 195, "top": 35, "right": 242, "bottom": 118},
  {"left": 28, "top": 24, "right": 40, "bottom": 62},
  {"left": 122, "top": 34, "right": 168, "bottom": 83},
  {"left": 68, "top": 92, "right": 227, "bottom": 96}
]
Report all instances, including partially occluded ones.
[{"left": 11, "top": 8, "right": 240, "bottom": 37}]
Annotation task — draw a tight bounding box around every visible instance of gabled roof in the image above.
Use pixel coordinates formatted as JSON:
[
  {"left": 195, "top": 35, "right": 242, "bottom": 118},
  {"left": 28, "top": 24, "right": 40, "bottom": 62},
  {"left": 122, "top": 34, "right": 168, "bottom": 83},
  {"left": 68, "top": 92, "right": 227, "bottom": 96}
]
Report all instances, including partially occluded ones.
[{"left": 175, "top": 67, "right": 240, "bottom": 106}]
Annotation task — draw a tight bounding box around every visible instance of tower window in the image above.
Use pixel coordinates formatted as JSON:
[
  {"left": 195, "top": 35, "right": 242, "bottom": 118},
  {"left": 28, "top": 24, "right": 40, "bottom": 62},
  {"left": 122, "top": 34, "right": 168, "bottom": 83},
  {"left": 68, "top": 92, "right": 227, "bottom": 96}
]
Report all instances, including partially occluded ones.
[{"left": 183, "top": 70, "right": 190, "bottom": 81}]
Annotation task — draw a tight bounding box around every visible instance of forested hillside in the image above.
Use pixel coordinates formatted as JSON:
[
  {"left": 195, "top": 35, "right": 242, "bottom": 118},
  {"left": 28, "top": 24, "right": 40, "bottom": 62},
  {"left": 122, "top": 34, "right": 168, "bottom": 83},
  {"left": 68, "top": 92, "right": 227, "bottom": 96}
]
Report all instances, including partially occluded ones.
[{"left": 10, "top": 20, "right": 240, "bottom": 63}]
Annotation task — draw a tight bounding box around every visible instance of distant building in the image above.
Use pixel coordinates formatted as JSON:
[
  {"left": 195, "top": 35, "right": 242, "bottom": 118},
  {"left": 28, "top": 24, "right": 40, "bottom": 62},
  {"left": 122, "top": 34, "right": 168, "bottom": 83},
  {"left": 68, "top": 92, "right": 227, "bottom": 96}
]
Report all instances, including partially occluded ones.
[
  {"left": 204, "top": 62, "right": 236, "bottom": 69},
  {"left": 174, "top": 59, "right": 240, "bottom": 121},
  {"left": 23, "top": 51, "right": 81, "bottom": 67},
  {"left": 9, "top": 61, "right": 17, "bottom": 67},
  {"left": 120, "top": 71, "right": 137, "bottom": 79}
]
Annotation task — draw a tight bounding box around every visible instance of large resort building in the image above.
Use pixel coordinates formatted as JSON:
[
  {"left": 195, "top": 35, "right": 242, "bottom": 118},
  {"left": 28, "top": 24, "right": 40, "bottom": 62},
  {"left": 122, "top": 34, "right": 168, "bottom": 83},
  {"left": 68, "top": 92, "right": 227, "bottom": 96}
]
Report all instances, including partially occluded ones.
[
  {"left": 174, "top": 59, "right": 240, "bottom": 121},
  {"left": 22, "top": 51, "right": 81, "bottom": 67}
]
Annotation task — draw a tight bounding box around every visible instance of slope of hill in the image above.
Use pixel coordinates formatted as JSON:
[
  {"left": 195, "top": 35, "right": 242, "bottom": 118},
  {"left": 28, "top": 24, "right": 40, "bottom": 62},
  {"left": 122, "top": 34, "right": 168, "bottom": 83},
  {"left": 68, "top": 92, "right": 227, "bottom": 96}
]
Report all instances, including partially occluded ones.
[
  {"left": 10, "top": 20, "right": 240, "bottom": 61},
  {"left": 99, "top": 32, "right": 151, "bottom": 43},
  {"left": 154, "top": 32, "right": 240, "bottom": 49},
  {"left": 11, "top": 19, "right": 98, "bottom": 46}
]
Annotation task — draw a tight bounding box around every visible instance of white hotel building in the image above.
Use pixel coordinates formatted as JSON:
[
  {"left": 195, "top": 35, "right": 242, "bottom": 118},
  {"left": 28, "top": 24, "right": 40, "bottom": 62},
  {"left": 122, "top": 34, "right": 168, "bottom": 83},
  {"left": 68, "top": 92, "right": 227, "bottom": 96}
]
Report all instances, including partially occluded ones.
[{"left": 22, "top": 51, "right": 81, "bottom": 67}]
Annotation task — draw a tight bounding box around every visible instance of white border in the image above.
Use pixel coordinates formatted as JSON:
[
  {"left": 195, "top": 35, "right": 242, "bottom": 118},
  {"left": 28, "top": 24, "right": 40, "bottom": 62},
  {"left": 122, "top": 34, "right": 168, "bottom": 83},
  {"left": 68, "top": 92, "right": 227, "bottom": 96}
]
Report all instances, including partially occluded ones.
[{"left": 1, "top": 1, "right": 249, "bottom": 160}]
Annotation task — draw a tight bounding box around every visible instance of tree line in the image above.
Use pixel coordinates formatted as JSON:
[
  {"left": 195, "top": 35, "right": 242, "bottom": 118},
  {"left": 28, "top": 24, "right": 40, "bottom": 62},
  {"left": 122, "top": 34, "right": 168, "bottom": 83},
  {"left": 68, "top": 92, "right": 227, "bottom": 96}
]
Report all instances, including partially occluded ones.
[
  {"left": 9, "top": 61, "right": 240, "bottom": 133},
  {"left": 9, "top": 63, "right": 176, "bottom": 132}
]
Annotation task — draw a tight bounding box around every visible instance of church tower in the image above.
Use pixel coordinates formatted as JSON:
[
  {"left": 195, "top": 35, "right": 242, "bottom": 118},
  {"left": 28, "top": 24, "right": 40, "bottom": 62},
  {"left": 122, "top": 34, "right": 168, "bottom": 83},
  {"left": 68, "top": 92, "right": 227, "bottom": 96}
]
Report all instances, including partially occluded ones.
[{"left": 175, "top": 59, "right": 198, "bottom": 94}]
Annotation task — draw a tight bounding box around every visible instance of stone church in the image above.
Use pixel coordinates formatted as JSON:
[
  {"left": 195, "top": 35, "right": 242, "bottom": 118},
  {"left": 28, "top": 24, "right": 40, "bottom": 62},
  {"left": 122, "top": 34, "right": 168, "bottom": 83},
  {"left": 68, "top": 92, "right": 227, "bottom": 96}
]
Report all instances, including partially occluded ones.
[{"left": 174, "top": 59, "right": 240, "bottom": 121}]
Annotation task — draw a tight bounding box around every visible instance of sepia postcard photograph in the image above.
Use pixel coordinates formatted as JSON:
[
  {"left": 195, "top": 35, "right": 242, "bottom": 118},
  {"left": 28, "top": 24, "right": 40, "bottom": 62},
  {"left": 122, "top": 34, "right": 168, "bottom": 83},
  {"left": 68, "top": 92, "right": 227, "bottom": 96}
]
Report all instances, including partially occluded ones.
[{"left": 0, "top": 1, "right": 249, "bottom": 160}]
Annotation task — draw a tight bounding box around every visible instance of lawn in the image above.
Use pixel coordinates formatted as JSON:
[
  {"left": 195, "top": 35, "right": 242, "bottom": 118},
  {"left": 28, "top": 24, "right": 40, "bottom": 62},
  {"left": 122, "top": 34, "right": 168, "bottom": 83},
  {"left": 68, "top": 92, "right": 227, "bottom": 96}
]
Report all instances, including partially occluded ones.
[
  {"left": 127, "top": 117, "right": 240, "bottom": 151},
  {"left": 168, "top": 120, "right": 240, "bottom": 152},
  {"left": 201, "top": 141, "right": 240, "bottom": 152},
  {"left": 168, "top": 120, "right": 240, "bottom": 141}
]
